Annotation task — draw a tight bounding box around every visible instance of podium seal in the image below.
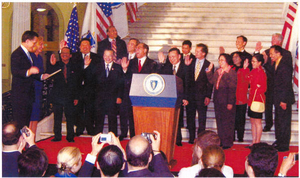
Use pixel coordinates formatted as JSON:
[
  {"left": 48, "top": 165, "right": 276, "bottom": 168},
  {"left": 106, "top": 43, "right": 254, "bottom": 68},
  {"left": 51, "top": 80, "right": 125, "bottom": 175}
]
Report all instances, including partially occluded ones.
[{"left": 143, "top": 73, "right": 165, "bottom": 96}]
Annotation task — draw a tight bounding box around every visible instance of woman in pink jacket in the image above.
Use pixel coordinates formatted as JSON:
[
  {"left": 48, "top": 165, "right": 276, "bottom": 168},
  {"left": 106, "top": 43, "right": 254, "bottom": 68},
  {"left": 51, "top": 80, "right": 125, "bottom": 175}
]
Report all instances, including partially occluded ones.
[{"left": 246, "top": 54, "right": 267, "bottom": 147}]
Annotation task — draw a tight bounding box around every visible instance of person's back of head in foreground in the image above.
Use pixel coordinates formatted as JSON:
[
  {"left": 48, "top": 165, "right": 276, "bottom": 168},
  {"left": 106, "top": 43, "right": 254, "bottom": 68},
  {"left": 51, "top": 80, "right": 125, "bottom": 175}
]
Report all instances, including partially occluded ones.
[
  {"left": 246, "top": 142, "right": 278, "bottom": 177},
  {"left": 192, "top": 130, "right": 221, "bottom": 165},
  {"left": 2, "top": 121, "right": 21, "bottom": 146},
  {"left": 201, "top": 145, "right": 225, "bottom": 172},
  {"left": 97, "top": 145, "right": 125, "bottom": 177},
  {"left": 126, "top": 135, "right": 152, "bottom": 169},
  {"left": 56, "top": 147, "right": 82, "bottom": 176},
  {"left": 18, "top": 146, "right": 48, "bottom": 177}
]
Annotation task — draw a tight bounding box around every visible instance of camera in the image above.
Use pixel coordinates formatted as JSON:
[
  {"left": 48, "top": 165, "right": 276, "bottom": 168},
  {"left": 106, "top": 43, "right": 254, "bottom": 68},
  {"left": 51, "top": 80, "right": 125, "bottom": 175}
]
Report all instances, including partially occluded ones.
[
  {"left": 294, "top": 153, "right": 299, "bottom": 161},
  {"left": 20, "top": 126, "right": 30, "bottom": 137},
  {"left": 98, "top": 134, "right": 111, "bottom": 143},
  {"left": 141, "top": 132, "right": 156, "bottom": 144}
]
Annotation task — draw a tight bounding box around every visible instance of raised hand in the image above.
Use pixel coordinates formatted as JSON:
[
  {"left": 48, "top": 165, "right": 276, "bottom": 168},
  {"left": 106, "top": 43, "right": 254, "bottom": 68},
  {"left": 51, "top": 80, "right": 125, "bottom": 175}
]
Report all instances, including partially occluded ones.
[
  {"left": 255, "top": 41, "right": 262, "bottom": 52},
  {"left": 219, "top": 46, "right": 225, "bottom": 54},
  {"left": 50, "top": 54, "right": 57, "bottom": 65},
  {"left": 243, "top": 58, "right": 249, "bottom": 69},
  {"left": 184, "top": 54, "right": 192, "bottom": 66},
  {"left": 121, "top": 57, "right": 129, "bottom": 70},
  {"left": 158, "top": 51, "right": 166, "bottom": 63},
  {"left": 206, "top": 62, "right": 214, "bottom": 73}
]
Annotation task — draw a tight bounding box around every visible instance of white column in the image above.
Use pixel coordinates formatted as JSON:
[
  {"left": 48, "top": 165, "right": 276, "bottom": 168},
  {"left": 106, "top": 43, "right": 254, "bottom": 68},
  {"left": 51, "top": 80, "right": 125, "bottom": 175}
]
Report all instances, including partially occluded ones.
[{"left": 11, "top": 2, "right": 31, "bottom": 52}]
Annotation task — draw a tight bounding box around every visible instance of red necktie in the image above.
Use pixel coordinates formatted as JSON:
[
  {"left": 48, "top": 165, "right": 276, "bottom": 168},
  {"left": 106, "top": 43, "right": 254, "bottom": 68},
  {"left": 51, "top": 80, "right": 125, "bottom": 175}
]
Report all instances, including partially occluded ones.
[
  {"left": 63, "top": 64, "right": 67, "bottom": 83},
  {"left": 138, "top": 59, "right": 142, "bottom": 72},
  {"left": 111, "top": 39, "right": 117, "bottom": 60}
]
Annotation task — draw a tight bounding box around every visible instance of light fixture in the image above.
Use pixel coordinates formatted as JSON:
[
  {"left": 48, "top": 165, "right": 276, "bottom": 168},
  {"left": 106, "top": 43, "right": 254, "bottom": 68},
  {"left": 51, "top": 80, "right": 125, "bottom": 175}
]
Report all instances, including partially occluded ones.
[{"left": 36, "top": 8, "right": 46, "bottom": 12}]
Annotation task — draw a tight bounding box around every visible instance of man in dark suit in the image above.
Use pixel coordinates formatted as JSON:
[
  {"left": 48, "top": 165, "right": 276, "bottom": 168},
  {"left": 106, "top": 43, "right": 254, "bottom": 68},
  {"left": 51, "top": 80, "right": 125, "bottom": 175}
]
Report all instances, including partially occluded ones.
[
  {"left": 270, "top": 45, "right": 295, "bottom": 152},
  {"left": 73, "top": 38, "right": 101, "bottom": 136},
  {"left": 124, "top": 131, "right": 173, "bottom": 177},
  {"left": 232, "top": 35, "right": 253, "bottom": 63},
  {"left": 95, "top": 49, "right": 124, "bottom": 136},
  {"left": 97, "top": 26, "right": 128, "bottom": 64},
  {"left": 261, "top": 33, "right": 293, "bottom": 132},
  {"left": 185, "top": 43, "right": 214, "bottom": 144},
  {"left": 119, "top": 38, "right": 140, "bottom": 140},
  {"left": 181, "top": 40, "right": 196, "bottom": 62},
  {"left": 48, "top": 47, "right": 77, "bottom": 142},
  {"left": 157, "top": 48, "right": 189, "bottom": 146},
  {"left": 10, "top": 31, "right": 48, "bottom": 128},
  {"left": 120, "top": 43, "right": 157, "bottom": 139}
]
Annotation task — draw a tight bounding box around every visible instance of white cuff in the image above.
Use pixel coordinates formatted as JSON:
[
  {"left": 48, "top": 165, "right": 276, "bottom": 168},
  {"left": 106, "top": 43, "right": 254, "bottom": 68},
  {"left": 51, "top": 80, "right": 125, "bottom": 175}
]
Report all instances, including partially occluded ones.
[{"left": 85, "top": 154, "right": 97, "bottom": 164}]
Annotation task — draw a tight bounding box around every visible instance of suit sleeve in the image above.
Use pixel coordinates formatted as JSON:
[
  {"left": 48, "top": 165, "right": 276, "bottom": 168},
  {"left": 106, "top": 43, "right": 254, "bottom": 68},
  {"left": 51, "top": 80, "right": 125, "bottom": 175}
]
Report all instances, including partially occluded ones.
[
  {"left": 11, "top": 52, "right": 31, "bottom": 78},
  {"left": 152, "top": 154, "right": 174, "bottom": 177},
  {"left": 206, "top": 65, "right": 214, "bottom": 99}
]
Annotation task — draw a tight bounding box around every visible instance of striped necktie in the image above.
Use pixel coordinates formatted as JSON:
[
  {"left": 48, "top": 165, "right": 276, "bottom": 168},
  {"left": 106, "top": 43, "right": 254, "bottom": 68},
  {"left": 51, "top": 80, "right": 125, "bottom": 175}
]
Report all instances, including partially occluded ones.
[
  {"left": 112, "top": 39, "right": 117, "bottom": 60},
  {"left": 173, "top": 65, "right": 176, "bottom": 75},
  {"left": 195, "top": 60, "right": 201, "bottom": 81},
  {"left": 106, "top": 64, "right": 110, "bottom": 77}
]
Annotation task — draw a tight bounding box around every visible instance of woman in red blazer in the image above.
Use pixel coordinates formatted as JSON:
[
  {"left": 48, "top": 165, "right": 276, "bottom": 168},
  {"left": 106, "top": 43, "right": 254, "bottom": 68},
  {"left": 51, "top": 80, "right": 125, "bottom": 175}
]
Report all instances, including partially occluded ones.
[{"left": 246, "top": 54, "right": 267, "bottom": 146}]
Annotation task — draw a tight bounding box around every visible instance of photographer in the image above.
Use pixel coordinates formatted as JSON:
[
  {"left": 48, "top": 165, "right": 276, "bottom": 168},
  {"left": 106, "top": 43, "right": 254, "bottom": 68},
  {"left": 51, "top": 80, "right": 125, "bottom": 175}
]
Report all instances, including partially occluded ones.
[
  {"left": 124, "top": 130, "right": 173, "bottom": 177},
  {"left": 2, "top": 122, "right": 36, "bottom": 177},
  {"left": 78, "top": 132, "right": 126, "bottom": 177}
]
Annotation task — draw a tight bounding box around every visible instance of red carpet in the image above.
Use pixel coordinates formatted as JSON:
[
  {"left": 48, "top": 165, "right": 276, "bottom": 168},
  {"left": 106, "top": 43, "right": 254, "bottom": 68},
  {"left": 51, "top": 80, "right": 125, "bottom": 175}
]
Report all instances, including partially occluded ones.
[{"left": 36, "top": 136, "right": 299, "bottom": 176}]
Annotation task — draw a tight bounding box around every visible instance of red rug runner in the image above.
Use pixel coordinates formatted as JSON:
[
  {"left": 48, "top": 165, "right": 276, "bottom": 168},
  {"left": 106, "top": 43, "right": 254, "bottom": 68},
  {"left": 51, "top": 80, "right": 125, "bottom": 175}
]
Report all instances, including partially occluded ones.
[{"left": 36, "top": 136, "right": 298, "bottom": 176}]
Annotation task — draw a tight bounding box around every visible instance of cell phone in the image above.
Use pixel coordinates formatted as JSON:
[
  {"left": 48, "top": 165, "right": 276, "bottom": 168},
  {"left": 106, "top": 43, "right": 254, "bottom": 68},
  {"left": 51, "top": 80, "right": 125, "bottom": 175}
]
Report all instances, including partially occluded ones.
[
  {"left": 294, "top": 153, "right": 298, "bottom": 161},
  {"left": 98, "top": 134, "right": 111, "bottom": 143},
  {"left": 20, "top": 126, "right": 30, "bottom": 137}
]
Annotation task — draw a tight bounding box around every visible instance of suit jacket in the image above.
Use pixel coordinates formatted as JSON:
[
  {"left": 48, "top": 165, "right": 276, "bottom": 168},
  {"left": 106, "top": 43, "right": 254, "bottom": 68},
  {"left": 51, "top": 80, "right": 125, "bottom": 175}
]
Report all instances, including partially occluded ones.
[
  {"left": 95, "top": 61, "right": 124, "bottom": 103},
  {"left": 123, "top": 154, "right": 173, "bottom": 177},
  {"left": 72, "top": 52, "right": 100, "bottom": 101},
  {"left": 46, "top": 61, "right": 77, "bottom": 105},
  {"left": 11, "top": 46, "right": 42, "bottom": 103},
  {"left": 157, "top": 60, "right": 189, "bottom": 100},
  {"left": 126, "top": 57, "right": 157, "bottom": 76},
  {"left": 187, "top": 58, "right": 214, "bottom": 101},
  {"left": 273, "top": 54, "right": 295, "bottom": 105},
  {"left": 97, "top": 36, "right": 128, "bottom": 60}
]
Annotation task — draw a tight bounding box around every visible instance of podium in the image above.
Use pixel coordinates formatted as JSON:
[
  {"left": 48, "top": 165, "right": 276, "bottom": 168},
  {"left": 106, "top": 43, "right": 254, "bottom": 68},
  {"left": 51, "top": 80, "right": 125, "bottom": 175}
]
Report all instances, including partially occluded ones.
[{"left": 129, "top": 73, "right": 183, "bottom": 164}]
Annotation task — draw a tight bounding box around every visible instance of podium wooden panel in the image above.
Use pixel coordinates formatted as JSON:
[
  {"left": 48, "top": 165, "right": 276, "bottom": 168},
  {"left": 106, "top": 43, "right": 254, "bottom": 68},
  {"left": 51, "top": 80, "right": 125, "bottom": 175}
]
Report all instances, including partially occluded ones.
[{"left": 133, "top": 106, "right": 180, "bottom": 163}]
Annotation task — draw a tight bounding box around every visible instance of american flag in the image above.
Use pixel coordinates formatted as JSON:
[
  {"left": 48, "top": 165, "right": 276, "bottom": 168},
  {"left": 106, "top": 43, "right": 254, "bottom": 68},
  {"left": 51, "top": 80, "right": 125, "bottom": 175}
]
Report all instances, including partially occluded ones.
[
  {"left": 281, "top": 2, "right": 297, "bottom": 50},
  {"left": 97, "top": 3, "right": 114, "bottom": 41},
  {"left": 64, "top": 5, "right": 79, "bottom": 53},
  {"left": 126, "top": 3, "right": 138, "bottom": 23}
]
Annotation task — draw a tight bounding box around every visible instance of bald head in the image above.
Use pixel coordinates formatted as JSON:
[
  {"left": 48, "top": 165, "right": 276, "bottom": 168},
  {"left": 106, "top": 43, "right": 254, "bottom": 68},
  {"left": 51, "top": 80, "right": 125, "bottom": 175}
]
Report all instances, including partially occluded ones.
[
  {"left": 3, "top": 122, "right": 21, "bottom": 145},
  {"left": 126, "top": 135, "right": 152, "bottom": 167}
]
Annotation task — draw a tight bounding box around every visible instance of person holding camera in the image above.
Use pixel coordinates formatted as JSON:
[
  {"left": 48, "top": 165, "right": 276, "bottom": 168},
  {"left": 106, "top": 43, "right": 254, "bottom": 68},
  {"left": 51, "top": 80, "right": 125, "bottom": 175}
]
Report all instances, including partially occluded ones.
[
  {"left": 2, "top": 122, "right": 36, "bottom": 177},
  {"left": 123, "top": 130, "right": 173, "bottom": 177},
  {"left": 77, "top": 132, "right": 126, "bottom": 177}
]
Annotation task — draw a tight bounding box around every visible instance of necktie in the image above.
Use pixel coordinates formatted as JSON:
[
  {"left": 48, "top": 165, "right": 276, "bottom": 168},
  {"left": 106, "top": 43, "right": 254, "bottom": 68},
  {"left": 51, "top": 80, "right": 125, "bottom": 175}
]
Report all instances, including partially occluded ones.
[
  {"left": 195, "top": 60, "right": 201, "bottom": 81},
  {"left": 173, "top": 65, "right": 176, "bottom": 75},
  {"left": 106, "top": 64, "right": 110, "bottom": 77},
  {"left": 112, "top": 39, "right": 117, "bottom": 60},
  {"left": 138, "top": 59, "right": 142, "bottom": 72},
  {"left": 27, "top": 52, "right": 33, "bottom": 65},
  {"left": 63, "top": 64, "right": 67, "bottom": 83}
]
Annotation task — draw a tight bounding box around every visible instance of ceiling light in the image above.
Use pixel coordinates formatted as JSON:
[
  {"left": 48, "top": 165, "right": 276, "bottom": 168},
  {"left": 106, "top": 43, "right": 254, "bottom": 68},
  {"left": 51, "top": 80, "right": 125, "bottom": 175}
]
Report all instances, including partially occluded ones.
[{"left": 36, "top": 8, "right": 46, "bottom": 12}]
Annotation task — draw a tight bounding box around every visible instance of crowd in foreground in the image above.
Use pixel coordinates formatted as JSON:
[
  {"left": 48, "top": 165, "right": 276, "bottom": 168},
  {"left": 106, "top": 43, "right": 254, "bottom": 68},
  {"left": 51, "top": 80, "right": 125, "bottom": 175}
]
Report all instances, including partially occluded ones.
[{"left": 2, "top": 122, "right": 297, "bottom": 177}]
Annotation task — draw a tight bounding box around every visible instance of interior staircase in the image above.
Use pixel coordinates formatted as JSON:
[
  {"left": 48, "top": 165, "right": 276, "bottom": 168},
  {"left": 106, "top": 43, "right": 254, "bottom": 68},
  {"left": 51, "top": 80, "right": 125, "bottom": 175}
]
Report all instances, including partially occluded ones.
[{"left": 37, "top": 2, "right": 298, "bottom": 146}]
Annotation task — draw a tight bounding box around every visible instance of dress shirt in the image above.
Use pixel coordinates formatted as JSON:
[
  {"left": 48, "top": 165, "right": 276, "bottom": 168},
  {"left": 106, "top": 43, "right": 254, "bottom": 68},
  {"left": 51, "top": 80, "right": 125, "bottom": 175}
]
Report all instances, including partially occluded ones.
[
  {"left": 138, "top": 56, "right": 147, "bottom": 67},
  {"left": 83, "top": 52, "right": 91, "bottom": 69},
  {"left": 105, "top": 62, "right": 113, "bottom": 71},
  {"left": 195, "top": 58, "right": 205, "bottom": 73},
  {"left": 128, "top": 53, "right": 136, "bottom": 60},
  {"left": 173, "top": 61, "right": 181, "bottom": 74},
  {"left": 275, "top": 56, "right": 282, "bottom": 70}
]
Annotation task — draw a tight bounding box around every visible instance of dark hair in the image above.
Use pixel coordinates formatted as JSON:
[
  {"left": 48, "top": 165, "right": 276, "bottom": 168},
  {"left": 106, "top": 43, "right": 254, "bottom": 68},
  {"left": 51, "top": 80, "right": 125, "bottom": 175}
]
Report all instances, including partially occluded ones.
[
  {"left": 21, "top": 31, "right": 39, "bottom": 43},
  {"left": 182, "top": 40, "right": 192, "bottom": 48},
  {"left": 201, "top": 145, "right": 225, "bottom": 171},
  {"left": 168, "top": 47, "right": 181, "bottom": 55},
  {"left": 198, "top": 168, "right": 225, "bottom": 177},
  {"left": 98, "top": 145, "right": 124, "bottom": 177},
  {"left": 237, "top": 35, "right": 247, "bottom": 43},
  {"left": 252, "top": 54, "right": 264, "bottom": 64},
  {"left": 270, "top": 45, "right": 283, "bottom": 56},
  {"left": 192, "top": 130, "right": 220, "bottom": 165},
  {"left": 219, "top": 53, "right": 232, "bottom": 65},
  {"left": 196, "top": 43, "right": 208, "bottom": 57},
  {"left": 18, "top": 146, "right": 49, "bottom": 177},
  {"left": 79, "top": 37, "right": 91, "bottom": 46},
  {"left": 2, "top": 121, "right": 21, "bottom": 145},
  {"left": 247, "top": 142, "right": 278, "bottom": 177},
  {"left": 139, "top": 43, "right": 149, "bottom": 56},
  {"left": 126, "top": 139, "right": 152, "bottom": 167},
  {"left": 129, "top": 38, "right": 140, "bottom": 45},
  {"left": 106, "top": 26, "right": 116, "bottom": 33}
]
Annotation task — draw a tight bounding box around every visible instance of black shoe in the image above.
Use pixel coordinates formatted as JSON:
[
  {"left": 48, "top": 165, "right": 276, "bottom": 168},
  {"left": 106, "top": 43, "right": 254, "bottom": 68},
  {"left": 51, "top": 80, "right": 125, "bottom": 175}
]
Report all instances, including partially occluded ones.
[
  {"left": 263, "top": 127, "right": 271, "bottom": 132},
  {"left": 176, "top": 142, "right": 182, "bottom": 146},
  {"left": 188, "top": 140, "right": 194, "bottom": 144},
  {"left": 75, "top": 132, "right": 83, "bottom": 136},
  {"left": 275, "top": 146, "right": 289, "bottom": 152},
  {"left": 51, "top": 138, "right": 61, "bottom": 142},
  {"left": 245, "top": 145, "right": 252, "bottom": 149},
  {"left": 222, "top": 146, "right": 231, "bottom": 150},
  {"left": 238, "top": 139, "right": 244, "bottom": 142},
  {"left": 67, "top": 139, "right": 75, "bottom": 143}
]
